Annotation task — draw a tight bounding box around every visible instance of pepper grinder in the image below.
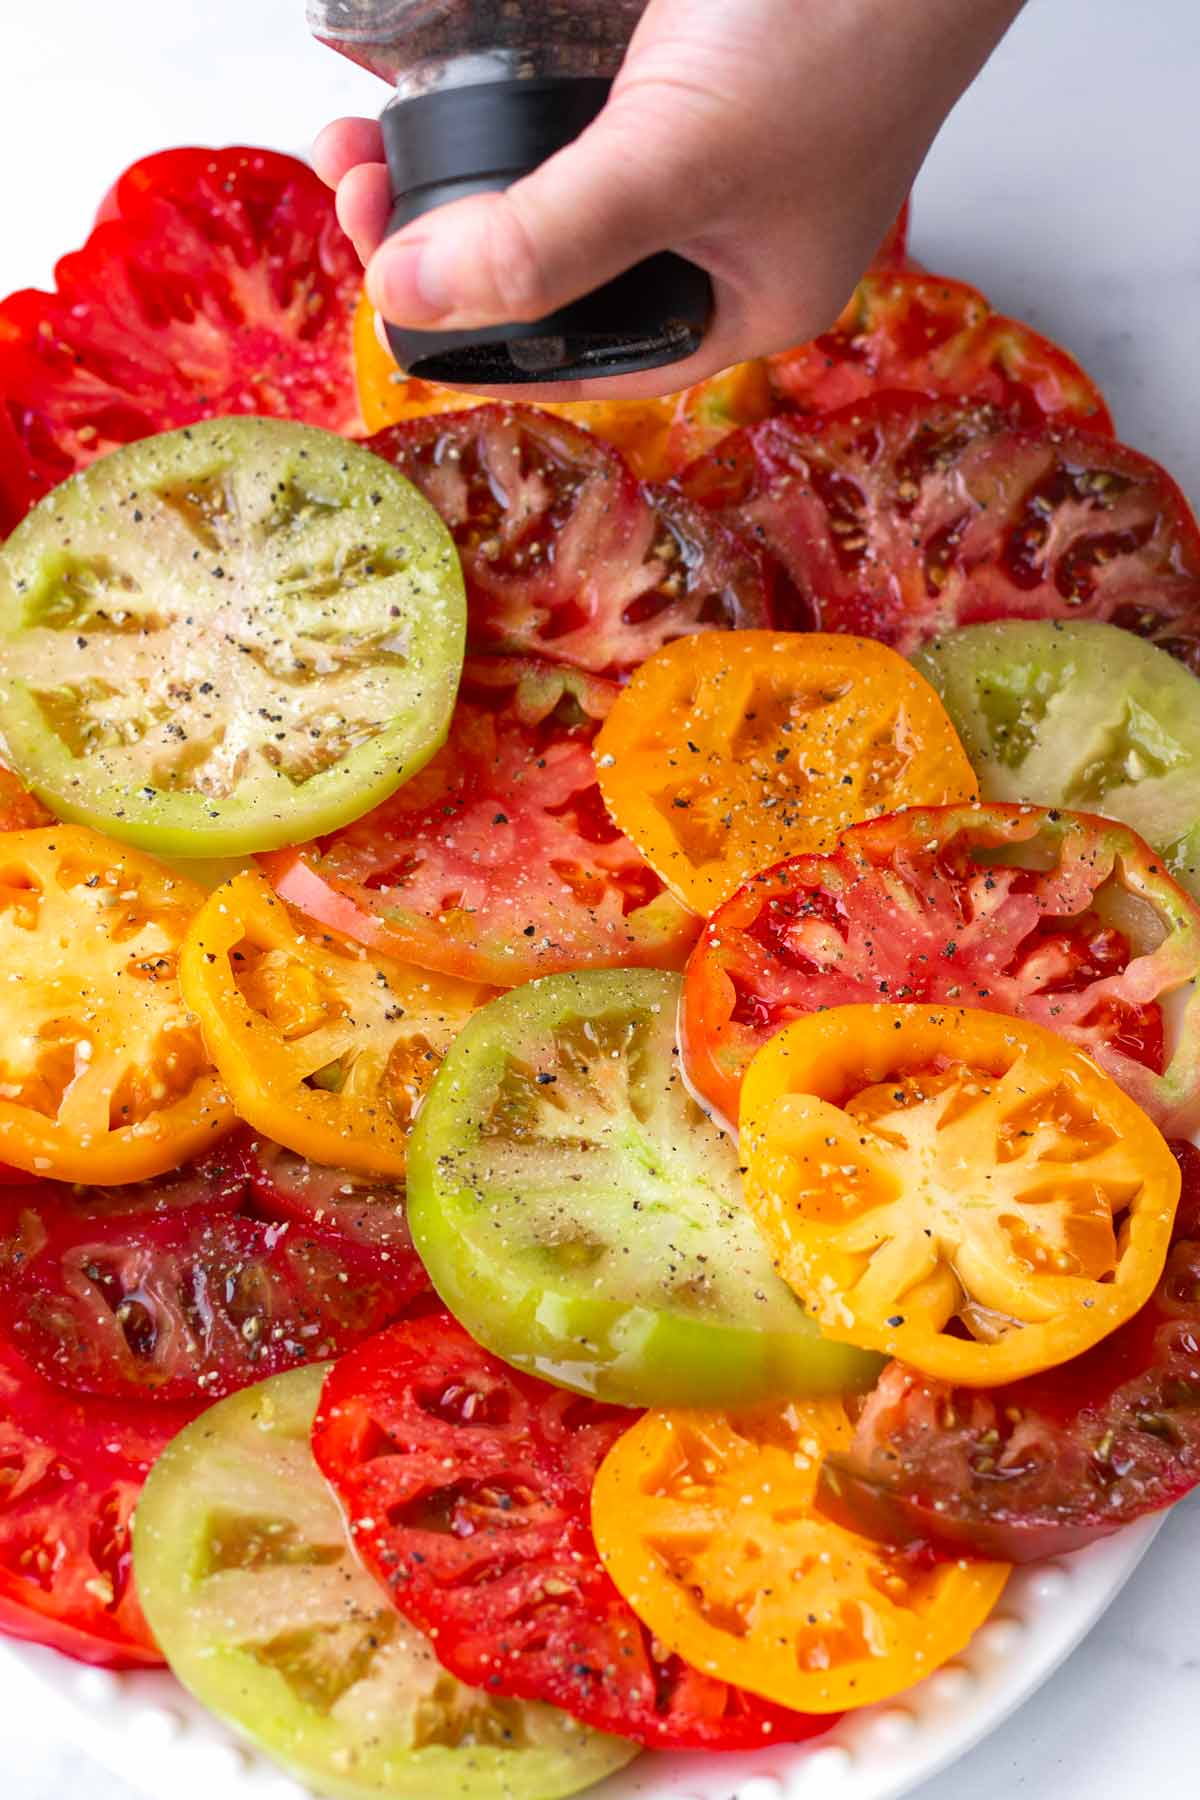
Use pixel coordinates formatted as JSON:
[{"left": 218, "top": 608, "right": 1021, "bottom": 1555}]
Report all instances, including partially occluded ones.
[{"left": 308, "top": 1, "right": 714, "bottom": 383}]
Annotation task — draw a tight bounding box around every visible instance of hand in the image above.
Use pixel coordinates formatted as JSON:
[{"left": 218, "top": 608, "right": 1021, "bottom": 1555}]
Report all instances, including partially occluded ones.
[{"left": 315, "top": 0, "right": 1024, "bottom": 401}]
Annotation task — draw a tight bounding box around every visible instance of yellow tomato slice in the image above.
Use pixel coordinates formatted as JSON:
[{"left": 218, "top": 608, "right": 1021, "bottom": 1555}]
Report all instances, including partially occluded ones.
[
  {"left": 740, "top": 1004, "right": 1181, "bottom": 1384},
  {"left": 592, "top": 1401, "right": 1009, "bottom": 1713},
  {"left": 593, "top": 632, "right": 978, "bottom": 915},
  {"left": 179, "top": 870, "right": 490, "bottom": 1178},
  {"left": 0, "top": 825, "right": 233, "bottom": 1182},
  {"left": 353, "top": 292, "right": 487, "bottom": 434}
]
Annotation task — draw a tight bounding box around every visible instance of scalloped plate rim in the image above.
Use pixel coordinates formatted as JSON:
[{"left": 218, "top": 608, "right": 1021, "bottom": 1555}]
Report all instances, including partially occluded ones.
[{"left": 0, "top": 1514, "right": 1163, "bottom": 1800}]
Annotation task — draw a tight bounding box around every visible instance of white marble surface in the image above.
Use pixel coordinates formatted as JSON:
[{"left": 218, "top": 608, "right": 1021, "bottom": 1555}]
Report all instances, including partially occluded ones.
[{"left": 0, "top": 0, "right": 1198, "bottom": 1795}]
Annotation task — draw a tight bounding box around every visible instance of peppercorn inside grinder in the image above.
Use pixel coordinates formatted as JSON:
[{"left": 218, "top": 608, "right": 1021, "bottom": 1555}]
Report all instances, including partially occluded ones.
[{"left": 308, "top": 1, "right": 714, "bottom": 383}]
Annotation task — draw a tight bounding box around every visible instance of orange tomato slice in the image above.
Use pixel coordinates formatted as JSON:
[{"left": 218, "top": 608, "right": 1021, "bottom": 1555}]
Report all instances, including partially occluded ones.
[
  {"left": 593, "top": 632, "right": 978, "bottom": 915},
  {"left": 0, "top": 826, "right": 233, "bottom": 1182},
  {"left": 179, "top": 870, "right": 490, "bottom": 1179},
  {"left": 740, "top": 1004, "right": 1182, "bottom": 1384},
  {"left": 592, "top": 1400, "right": 1009, "bottom": 1713}
]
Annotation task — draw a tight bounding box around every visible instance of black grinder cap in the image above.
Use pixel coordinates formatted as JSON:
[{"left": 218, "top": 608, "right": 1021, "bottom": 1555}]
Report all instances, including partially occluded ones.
[{"left": 379, "top": 74, "right": 714, "bottom": 383}]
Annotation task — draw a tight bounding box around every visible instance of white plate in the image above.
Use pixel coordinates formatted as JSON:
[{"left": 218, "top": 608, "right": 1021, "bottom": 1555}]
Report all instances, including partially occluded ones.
[{"left": 0, "top": 1516, "right": 1161, "bottom": 1800}]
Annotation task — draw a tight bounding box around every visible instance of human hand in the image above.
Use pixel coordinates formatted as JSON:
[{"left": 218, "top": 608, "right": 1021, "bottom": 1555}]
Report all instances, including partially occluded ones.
[{"left": 315, "top": 0, "right": 1024, "bottom": 400}]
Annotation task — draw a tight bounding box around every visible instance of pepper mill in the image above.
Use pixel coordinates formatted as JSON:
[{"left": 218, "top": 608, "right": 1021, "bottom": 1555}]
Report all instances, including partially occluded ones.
[{"left": 308, "top": 1, "right": 714, "bottom": 383}]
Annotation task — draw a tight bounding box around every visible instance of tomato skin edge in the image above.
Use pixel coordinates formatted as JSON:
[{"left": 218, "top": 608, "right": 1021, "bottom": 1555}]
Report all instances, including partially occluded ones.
[
  {"left": 0, "top": 1590, "right": 163, "bottom": 1671},
  {"left": 263, "top": 845, "right": 701, "bottom": 989}
]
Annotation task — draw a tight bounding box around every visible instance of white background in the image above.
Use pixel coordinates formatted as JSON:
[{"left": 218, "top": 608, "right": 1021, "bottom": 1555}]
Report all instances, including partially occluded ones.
[{"left": 1, "top": 0, "right": 1199, "bottom": 1796}]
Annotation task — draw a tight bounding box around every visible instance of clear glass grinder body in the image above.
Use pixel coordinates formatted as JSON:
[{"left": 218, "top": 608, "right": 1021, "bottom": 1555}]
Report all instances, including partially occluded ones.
[
  {"left": 307, "top": 1, "right": 715, "bottom": 384},
  {"left": 309, "top": 1, "right": 650, "bottom": 93}
]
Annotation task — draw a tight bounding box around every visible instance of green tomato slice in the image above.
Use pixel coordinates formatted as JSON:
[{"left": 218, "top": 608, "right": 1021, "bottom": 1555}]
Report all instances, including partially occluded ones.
[
  {"left": 406, "top": 968, "right": 880, "bottom": 1407},
  {"left": 133, "top": 1365, "right": 636, "bottom": 1800},
  {"left": 0, "top": 418, "right": 465, "bottom": 857},
  {"left": 914, "top": 620, "right": 1200, "bottom": 898}
]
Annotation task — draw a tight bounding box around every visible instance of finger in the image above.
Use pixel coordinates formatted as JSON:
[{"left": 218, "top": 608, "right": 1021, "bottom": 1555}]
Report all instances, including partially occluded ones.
[
  {"left": 364, "top": 97, "right": 719, "bottom": 332},
  {"left": 312, "top": 117, "right": 385, "bottom": 189},
  {"left": 335, "top": 163, "right": 393, "bottom": 266}
]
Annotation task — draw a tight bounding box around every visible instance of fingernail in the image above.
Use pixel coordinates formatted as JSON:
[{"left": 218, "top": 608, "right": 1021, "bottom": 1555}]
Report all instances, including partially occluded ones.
[{"left": 367, "top": 236, "right": 456, "bottom": 325}]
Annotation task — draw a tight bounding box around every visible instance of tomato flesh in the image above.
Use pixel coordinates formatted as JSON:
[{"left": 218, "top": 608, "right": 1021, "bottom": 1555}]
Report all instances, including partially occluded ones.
[
  {"left": 246, "top": 1139, "right": 415, "bottom": 1252},
  {"left": 0, "top": 1332, "right": 195, "bottom": 1666},
  {"left": 682, "top": 803, "right": 1200, "bottom": 1132},
  {"left": 265, "top": 657, "right": 699, "bottom": 986},
  {"left": 0, "top": 826, "right": 233, "bottom": 1185},
  {"left": 313, "top": 1313, "right": 833, "bottom": 1751},
  {"left": 0, "top": 1161, "right": 430, "bottom": 1402},
  {"left": 769, "top": 270, "right": 1113, "bottom": 431},
  {"left": 592, "top": 631, "right": 979, "bottom": 917},
  {"left": 367, "top": 405, "right": 774, "bottom": 673},
  {"left": 681, "top": 396, "right": 1200, "bottom": 663},
  {"left": 818, "top": 1141, "right": 1200, "bottom": 1562},
  {"left": 0, "top": 147, "right": 362, "bottom": 523}
]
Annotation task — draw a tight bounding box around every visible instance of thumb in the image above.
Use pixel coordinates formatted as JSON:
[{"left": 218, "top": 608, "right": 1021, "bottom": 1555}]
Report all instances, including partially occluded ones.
[{"left": 364, "top": 99, "right": 716, "bottom": 330}]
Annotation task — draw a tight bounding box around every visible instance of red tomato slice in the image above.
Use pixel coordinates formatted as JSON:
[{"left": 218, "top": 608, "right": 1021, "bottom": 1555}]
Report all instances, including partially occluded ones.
[
  {"left": 682, "top": 803, "right": 1200, "bottom": 1133},
  {"left": 0, "top": 763, "right": 52, "bottom": 831},
  {"left": 817, "top": 1139, "right": 1200, "bottom": 1563},
  {"left": 874, "top": 199, "right": 913, "bottom": 268},
  {"left": 0, "top": 1167, "right": 430, "bottom": 1403},
  {"left": 366, "top": 405, "right": 774, "bottom": 674},
  {"left": 769, "top": 270, "right": 1113, "bottom": 431},
  {"left": 31, "top": 1136, "right": 254, "bottom": 1221},
  {"left": 680, "top": 395, "right": 1200, "bottom": 664},
  {"left": 312, "top": 1313, "right": 833, "bottom": 1751},
  {"left": 264, "top": 656, "right": 699, "bottom": 987},
  {"left": 0, "top": 1333, "right": 195, "bottom": 1666},
  {"left": 0, "top": 1139, "right": 251, "bottom": 1212},
  {"left": 246, "top": 1139, "right": 414, "bottom": 1253},
  {"left": 0, "top": 146, "right": 363, "bottom": 517}
]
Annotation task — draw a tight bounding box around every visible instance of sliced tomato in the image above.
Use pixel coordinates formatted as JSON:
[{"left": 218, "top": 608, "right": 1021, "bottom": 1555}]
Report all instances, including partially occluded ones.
[
  {"left": 246, "top": 1139, "right": 414, "bottom": 1253},
  {"left": 740, "top": 1004, "right": 1182, "bottom": 1386},
  {"left": 14, "top": 1136, "right": 254, "bottom": 1222},
  {"left": 0, "top": 418, "right": 466, "bottom": 860},
  {"left": 818, "top": 1141, "right": 1200, "bottom": 1562},
  {"left": 0, "top": 1196, "right": 430, "bottom": 1405},
  {"left": 592, "top": 1401, "right": 1008, "bottom": 1716},
  {"left": 313, "top": 1313, "right": 833, "bottom": 1751},
  {"left": 661, "top": 361, "right": 776, "bottom": 478},
  {"left": 0, "top": 1168, "right": 429, "bottom": 1403},
  {"left": 769, "top": 270, "right": 1113, "bottom": 431},
  {"left": 0, "top": 827, "right": 234, "bottom": 1185},
  {"left": 265, "top": 657, "right": 699, "bottom": 987},
  {"left": 874, "top": 199, "right": 913, "bottom": 267},
  {"left": 180, "top": 871, "right": 489, "bottom": 1180},
  {"left": 367, "top": 405, "right": 773, "bottom": 673},
  {"left": 682, "top": 803, "right": 1200, "bottom": 1134},
  {"left": 0, "top": 146, "right": 363, "bottom": 519},
  {"left": 593, "top": 632, "right": 977, "bottom": 916},
  {"left": 681, "top": 395, "right": 1200, "bottom": 662},
  {"left": 0, "top": 1333, "right": 195, "bottom": 1666}
]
